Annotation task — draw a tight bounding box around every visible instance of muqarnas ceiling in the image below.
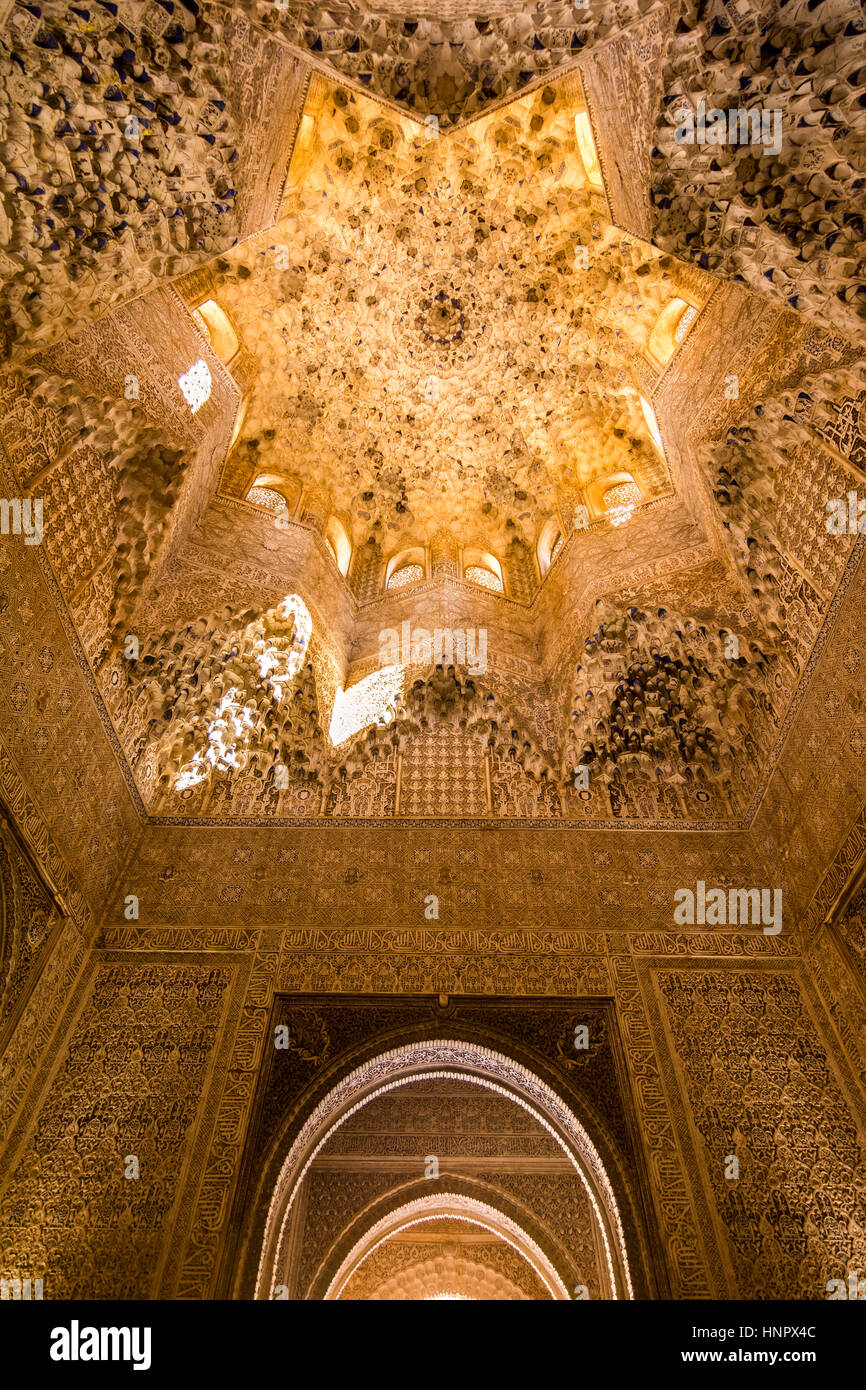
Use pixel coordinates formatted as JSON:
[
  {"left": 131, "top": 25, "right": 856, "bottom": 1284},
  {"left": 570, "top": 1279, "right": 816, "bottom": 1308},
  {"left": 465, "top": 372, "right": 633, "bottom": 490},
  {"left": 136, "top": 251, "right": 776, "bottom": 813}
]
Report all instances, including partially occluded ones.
[{"left": 213, "top": 73, "right": 679, "bottom": 553}]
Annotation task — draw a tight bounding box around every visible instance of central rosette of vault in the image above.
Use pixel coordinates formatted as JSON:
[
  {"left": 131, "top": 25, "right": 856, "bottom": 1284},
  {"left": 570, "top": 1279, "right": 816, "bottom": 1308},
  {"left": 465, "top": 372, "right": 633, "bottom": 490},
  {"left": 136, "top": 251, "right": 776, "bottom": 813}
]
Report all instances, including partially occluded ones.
[{"left": 397, "top": 271, "right": 488, "bottom": 372}]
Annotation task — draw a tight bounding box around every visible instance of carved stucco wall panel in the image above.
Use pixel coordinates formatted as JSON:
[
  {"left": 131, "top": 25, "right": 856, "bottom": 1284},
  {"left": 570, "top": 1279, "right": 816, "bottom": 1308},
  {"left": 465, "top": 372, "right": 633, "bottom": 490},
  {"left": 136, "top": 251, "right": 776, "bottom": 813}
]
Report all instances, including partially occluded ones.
[
  {"left": 797, "top": 809, "right": 866, "bottom": 1092},
  {"left": 832, "top": 893, "right": 866, "bottom": 998},
  {"left": 0, "top": 914, "right": 87, "bottom": 1154},
  {"left": 169, "top": 945, "right": 275, "bottom": 1299},
  {"left": 0, "top": 955, "right": 241, "bottom": 1299},
  {"left": 610, "top": 946, "right": 866, "bottom": 1300},
  {"left": 0, "top": 748, "right": 92, "bottom": 1185},
  {"left": 101, "top": 825, "right": 764, "bottom": 931},
  {"left": 651, "top": 961, "right": 866, "bottom": 1300},
  {"left": 752, "top": 539, "right": 866, "bottom": 924},
  {"left": 803, "top": 933, "right": 866, "bottom": 1101},
  {"left": 0, "top": 455, "right": 141, "bottom": 911}
]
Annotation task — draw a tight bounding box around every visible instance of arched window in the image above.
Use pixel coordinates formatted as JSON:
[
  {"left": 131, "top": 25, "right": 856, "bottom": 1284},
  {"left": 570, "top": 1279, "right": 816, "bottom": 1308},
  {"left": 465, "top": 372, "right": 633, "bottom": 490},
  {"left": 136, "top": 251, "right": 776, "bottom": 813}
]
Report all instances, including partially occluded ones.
[
  {"left": 537, "top": 516, "right": 563, "bottom": 577},
  {"left": 388, "top": 563, "right": 424, "bottom": 591},
  {"left": 193, "top": 299, "right": 239, "bottom": 364},
  {"left": 325, "top": 516, "right": 352, "bottom": 576},
  {"left": 465, "top": 565, "right": 503, "bottom": 593},
  {"left": 462, "top": 548, "right": 503, "bottom": 593},
  {"left": 245, "top": 476, "right": 300, "bottom": 521},
  {"left": 247, "top": 486, "right": 287, "bottom": 513},
  {"left": 603, "top": 479, "right": 642, "bottom": 528},
  {"left": 640, "top": 396, "right": 665, "bottom": 457},
  {"left": 385, "top": 547, "right": 427, "bottom": 591},
  {"left": 177, "top": 359, "right": 212, "bottom": 414},
  {"left": 646, "top": 297, "right": 698, "bottom": 369},
  {"left": 574, "top": 110, "right": 603, "bottom": 191}
]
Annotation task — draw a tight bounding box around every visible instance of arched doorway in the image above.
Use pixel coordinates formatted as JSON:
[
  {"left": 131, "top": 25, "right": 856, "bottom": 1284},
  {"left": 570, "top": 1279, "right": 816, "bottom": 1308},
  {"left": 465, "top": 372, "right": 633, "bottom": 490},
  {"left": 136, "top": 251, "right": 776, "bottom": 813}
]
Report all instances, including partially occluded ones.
[{"left": 246, "top": 1037, "right": 639, "bottom": 1300}]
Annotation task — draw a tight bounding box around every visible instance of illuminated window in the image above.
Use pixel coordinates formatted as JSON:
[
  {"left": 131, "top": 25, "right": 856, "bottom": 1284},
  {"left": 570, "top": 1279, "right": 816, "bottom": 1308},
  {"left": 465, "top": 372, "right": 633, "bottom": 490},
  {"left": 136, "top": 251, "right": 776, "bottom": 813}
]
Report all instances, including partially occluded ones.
[
  {"left": 574, "top": 111, "right": 603, "bottom": 189},
  {"left": 465, "top": 564, "right": 503, "bottom": 593},
  {"left": 194, "top": 298, "right": 239, "bottom": 363},
  {"left": 289, "top": 112, "right": 316, "bottom": 185},
  {"left": 177, "top": 359, "right": 212, "bottom": 414},
  {"left": 675, "top": 304, "right": 698, "bottom": 344},
  {"left": 229, "top": 395, "right": 248, "bottom": 450},
  {"left": 640, "top": 395, "right": 665, "bottom": 457},
  {"left": 247, "top": 486, "right": 287, "bottom": 513},
  {"left": 537, "top": 516, "right": 564, "bottom": 578},
  {"left": 646, "top": 297, "right": 696, "bottom": 368},
  {"left": 603, "top": 481, "right": 642, "bottom": 528},
  {"left": 325, "top": 515, "right": 352, "bottom": 576},
  {"left": 329, "top": 665, "right": 405, "bottom": 747},
  {"left": 388, "top": 563, "right": 423, "bottom": 590}
]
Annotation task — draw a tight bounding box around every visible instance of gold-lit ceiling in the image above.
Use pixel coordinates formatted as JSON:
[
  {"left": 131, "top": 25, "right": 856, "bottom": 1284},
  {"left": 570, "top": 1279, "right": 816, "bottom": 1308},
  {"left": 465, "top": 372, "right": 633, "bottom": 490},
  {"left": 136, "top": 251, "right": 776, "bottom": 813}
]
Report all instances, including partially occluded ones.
[{"left": 217, "top": 73, "right": 681, "bottom": 550}]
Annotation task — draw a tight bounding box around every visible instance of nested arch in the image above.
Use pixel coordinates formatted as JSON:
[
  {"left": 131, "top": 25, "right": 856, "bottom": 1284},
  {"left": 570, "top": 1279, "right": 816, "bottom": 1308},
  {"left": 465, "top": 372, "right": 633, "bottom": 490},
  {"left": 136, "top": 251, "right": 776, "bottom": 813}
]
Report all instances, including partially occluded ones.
[
  {"left": 253, "top": 1038, "right": 635, "bottom": 1301},
  {"left": 325, "top": 1195, "right": 571, "bottom": 1300}
]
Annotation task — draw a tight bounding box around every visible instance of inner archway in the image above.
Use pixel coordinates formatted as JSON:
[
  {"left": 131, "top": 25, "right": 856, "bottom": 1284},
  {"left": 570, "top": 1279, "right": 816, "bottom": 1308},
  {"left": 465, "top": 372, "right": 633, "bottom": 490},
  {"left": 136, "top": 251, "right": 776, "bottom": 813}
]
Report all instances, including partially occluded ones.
[
  {"left": 328, "top": 1198, "right": 569, "bottom": 1300},
  {"left": 253, "top": 1038, "right": 636, "bottom": 1301}
]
